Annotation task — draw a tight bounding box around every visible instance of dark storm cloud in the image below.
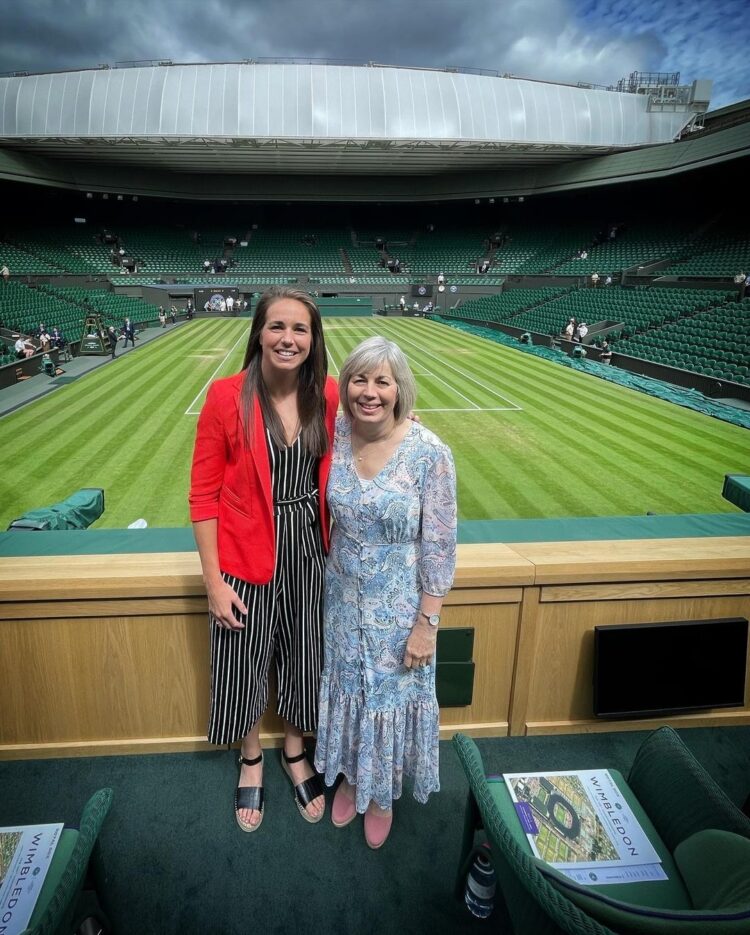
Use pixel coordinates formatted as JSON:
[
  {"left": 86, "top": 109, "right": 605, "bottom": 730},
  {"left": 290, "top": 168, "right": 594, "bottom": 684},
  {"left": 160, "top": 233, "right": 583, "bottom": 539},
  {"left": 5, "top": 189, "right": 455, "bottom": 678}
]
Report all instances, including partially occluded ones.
[
  {"left": 0, "top": 0, "right": 745, "bottom": 107},
  {"left": 0, "top": 0, "right": 638, "bottom": 78}
]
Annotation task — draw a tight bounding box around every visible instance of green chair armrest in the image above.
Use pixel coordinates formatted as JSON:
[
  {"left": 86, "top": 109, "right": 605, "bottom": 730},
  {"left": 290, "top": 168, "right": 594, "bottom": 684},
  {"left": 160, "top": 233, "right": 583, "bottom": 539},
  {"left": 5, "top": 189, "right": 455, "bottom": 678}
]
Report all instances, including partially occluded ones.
[
  {"left": 627, "top": 727, "right": 750, "bottom": 852},
  {"left": 23, "top": 787, "right": 113, "bottom": 935}
]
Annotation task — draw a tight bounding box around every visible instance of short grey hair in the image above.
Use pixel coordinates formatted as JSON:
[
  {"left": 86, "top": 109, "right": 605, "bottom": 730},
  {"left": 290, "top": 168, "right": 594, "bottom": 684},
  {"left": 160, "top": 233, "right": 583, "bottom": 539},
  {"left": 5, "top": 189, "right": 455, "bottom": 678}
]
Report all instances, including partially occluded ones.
[{"left": 339, "top": 336, "right": 417, "bottom": 422}]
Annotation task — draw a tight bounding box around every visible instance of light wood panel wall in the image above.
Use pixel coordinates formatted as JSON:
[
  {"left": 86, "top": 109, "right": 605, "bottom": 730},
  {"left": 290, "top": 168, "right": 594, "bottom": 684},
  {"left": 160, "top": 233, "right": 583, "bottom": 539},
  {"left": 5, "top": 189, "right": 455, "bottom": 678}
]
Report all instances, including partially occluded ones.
[
  {"left": 509, "top": 538, "right": 750, "bottom": 735},
  {"left": 0, "top": 537, "right": 748, "bottom": 759}
]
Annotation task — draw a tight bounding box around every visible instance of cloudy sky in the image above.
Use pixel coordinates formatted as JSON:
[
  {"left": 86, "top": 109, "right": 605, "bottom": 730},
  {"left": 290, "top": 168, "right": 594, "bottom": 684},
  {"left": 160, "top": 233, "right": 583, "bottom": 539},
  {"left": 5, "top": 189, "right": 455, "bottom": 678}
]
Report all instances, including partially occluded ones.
[{"left": 1, "top": 0, "right": 747, "bottom": 110}]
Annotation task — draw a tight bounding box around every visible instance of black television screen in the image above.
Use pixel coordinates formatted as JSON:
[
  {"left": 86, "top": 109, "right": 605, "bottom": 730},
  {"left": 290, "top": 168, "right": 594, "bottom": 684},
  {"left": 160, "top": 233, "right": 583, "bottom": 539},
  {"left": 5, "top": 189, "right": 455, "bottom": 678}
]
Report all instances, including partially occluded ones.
[{"left": 593, "top": 617, "right": 748, "bottom": 718}]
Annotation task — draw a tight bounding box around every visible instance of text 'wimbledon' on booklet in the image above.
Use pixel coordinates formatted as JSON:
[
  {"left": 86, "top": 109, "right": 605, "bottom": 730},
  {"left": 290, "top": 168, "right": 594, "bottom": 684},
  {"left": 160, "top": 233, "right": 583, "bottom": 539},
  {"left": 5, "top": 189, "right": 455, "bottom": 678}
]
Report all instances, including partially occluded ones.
[
  {"left": 502, "top": 769, "right": 662, "bottom": 872},
  {"left": 0, "top": 823, "right": 63, "bottom": 935}
]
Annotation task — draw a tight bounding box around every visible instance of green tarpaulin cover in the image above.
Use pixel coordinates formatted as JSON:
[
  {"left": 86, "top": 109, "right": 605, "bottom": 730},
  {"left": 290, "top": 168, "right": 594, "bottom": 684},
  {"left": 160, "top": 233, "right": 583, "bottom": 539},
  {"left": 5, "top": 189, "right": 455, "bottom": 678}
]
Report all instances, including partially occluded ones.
[{"left": 7, "top": 488, "right": 105, "bottom": 531}]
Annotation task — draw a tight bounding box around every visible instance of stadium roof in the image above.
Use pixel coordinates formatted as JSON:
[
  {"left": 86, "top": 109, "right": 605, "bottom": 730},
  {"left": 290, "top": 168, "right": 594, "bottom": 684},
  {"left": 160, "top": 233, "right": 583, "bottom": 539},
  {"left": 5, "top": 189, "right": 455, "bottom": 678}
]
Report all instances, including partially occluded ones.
[{"left": 0, "top": 62, "right": 705, "bottom": 175}]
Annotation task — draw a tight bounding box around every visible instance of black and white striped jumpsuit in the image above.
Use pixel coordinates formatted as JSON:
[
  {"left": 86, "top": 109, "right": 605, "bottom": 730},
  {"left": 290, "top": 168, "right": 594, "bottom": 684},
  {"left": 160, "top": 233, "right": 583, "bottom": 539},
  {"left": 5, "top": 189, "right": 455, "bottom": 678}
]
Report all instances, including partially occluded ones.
[{"left": 207, "top": 428, "right": 326, "bottom": 744}]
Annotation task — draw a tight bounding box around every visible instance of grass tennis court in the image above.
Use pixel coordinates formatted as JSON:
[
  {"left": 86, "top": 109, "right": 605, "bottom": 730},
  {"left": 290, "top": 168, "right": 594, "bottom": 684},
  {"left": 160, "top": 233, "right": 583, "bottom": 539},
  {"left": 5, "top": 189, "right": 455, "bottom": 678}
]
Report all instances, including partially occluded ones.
[{"left": 0, "top": 317, "right": 748, "bottom": 529}]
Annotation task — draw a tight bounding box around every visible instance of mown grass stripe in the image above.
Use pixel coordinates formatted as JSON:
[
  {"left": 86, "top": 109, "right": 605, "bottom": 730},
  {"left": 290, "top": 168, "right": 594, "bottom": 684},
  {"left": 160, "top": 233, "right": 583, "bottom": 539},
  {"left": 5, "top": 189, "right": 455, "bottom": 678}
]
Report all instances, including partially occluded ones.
[{"left": 1, "top": 316, "right": 747, "bottom": 528}]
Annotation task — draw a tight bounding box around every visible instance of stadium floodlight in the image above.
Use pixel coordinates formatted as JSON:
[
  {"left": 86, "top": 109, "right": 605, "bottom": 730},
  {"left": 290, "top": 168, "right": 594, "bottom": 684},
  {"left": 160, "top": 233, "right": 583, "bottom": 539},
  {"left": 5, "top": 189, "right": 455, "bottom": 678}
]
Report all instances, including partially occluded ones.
[
  {"left": 117, "top": 195, "right": 123, "bottom": 201},
  {"left": 86, "top": 192, "right": 93, "bottom": 199},
  {"left": 102, "top": 193, "right": 109, "bottom": 200},
  {"left": 474, "top": 199, "right": 480, "bottom": 205},
  {"left": 132, "top": 196, "right": 138, "bottom": 202}
]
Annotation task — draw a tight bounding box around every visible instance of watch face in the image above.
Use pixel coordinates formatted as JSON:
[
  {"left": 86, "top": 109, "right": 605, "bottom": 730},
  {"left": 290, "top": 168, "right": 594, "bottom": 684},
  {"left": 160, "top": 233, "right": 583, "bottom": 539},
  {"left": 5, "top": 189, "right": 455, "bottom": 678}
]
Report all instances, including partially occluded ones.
[{"left": 427, "top": 613, "right": 440, "bottom": 627}]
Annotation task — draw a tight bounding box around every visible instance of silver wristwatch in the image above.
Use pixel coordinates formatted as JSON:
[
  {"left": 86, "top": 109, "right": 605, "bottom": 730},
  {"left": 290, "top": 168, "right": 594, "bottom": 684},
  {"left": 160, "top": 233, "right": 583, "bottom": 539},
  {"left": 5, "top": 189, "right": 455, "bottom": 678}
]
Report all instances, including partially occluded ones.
[{"left": 420, "top": 611, "right": 440, "bottom": 628}]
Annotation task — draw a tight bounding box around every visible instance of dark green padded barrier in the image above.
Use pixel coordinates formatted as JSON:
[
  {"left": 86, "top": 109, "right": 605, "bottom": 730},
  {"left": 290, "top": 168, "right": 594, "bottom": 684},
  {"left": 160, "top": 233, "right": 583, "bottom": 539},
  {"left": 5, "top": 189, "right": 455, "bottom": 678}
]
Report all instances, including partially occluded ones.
[
  {"left": 723, "top": 475, "right": 750, "bottom": 513},
  {"left": 458, "top": 513, "right": 750, "bottom": 544},
  {"left": 436, "top": 317, "right": 750, "bottom": 431},
  {"left": 316, "top": 297, "right": 372, "bottom": 317},
  {"left": 436, "top": 627, "right": 475, "bottom": 708},
  {"left": 0, "top": 513, "right": 749, "bottom": 557}
]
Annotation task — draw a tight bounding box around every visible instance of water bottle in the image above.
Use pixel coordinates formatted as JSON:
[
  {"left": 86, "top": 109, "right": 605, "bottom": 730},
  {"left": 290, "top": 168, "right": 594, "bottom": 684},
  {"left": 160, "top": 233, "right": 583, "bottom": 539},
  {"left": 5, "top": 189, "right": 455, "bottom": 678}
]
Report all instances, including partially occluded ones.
[{"left": 464, "top": 843, "right": 496, "bottom": 919}]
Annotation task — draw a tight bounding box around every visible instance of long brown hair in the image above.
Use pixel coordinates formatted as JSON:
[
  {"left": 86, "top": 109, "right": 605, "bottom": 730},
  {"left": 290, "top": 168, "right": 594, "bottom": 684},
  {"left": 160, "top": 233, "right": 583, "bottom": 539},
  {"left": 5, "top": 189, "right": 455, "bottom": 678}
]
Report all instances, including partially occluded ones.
[{"left": 239, "top": 287, "right": 329, "bottom": 457}]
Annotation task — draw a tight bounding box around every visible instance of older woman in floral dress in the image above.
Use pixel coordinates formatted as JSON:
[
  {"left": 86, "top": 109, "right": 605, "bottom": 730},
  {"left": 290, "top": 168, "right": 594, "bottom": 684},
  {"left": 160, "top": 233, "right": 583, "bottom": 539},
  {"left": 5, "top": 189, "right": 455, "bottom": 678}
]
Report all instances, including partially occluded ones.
[{"left": 314, "top": 336, "right": 457, "bottom": 849}]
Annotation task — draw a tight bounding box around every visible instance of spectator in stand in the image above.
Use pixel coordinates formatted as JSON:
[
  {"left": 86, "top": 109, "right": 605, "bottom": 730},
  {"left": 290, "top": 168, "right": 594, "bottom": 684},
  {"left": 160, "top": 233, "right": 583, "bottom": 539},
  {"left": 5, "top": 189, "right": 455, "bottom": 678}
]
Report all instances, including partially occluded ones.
[
  {"left": 563, "top": 319, "right": 575, "bottom": 340},
  {"left": 604, "top": 274, "right": 613, "bottom": 287},
  {"left": 590, "top": 272, "right": 600, "bottom": 288},
  {"left": 599, "top": 340, "right": 613, "bottom": 365},
  {"left": 170, "top": 305, "right": 178, "bottom": 324},
  {"left": 39, "top": 328, "right": 52, "bottom": 352},
  {"left": 735, "top": 271, "right": 747, "bottom": 300},
  {"left": 50, "top": 327, "right": 66, "bottom": 351},
  {"left": 1, "top": 264, "right": 9, "bottom": 283},
  {"left": 14, "top": 336, "right": 36, "bottom": 359},
  {"left": 580, "top": 249, "right": 588, "bottom": 260},
  {"left": 437, "top": 272, "right": 445, "bottom": 286},
  {"left": 576, "top": 321, "right": 589, "bottom": 342}
]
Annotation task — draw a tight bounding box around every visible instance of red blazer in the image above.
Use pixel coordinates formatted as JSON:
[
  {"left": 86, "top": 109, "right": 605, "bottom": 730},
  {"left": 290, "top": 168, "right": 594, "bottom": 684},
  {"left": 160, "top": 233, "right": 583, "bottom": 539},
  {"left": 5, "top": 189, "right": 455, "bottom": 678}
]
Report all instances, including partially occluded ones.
[{"left": 189, "top": 371, "right": 339, "bottom": 584}]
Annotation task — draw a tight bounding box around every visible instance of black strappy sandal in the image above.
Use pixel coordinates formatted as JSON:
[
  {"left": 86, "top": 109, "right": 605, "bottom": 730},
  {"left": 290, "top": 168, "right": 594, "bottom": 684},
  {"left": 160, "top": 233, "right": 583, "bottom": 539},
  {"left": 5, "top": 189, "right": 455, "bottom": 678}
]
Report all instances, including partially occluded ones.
[
  {"left": 235, "top": 752, "right": 264, "bottom": 833},
  {"left": 281, "top": 749, "right": 325, "bottom": 824}
]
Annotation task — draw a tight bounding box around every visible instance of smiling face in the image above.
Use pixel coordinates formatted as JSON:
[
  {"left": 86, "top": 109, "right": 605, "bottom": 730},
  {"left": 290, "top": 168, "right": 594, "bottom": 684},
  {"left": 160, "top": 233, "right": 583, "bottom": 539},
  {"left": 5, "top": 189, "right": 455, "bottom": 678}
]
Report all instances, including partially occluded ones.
[
  {"left": 259, "top": 298, "right": 312, "bottom": 376},
  {"left": 347, "top": 361, "right": 399, "bottom": 429}
]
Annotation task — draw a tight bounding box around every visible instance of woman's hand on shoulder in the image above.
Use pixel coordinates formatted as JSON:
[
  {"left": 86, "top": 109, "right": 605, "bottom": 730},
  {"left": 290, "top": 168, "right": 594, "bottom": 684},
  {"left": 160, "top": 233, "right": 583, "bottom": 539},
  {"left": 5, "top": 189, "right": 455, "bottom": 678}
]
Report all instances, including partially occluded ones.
[{"left": 206, "top": 577, "right": 248, "bottom": 630}]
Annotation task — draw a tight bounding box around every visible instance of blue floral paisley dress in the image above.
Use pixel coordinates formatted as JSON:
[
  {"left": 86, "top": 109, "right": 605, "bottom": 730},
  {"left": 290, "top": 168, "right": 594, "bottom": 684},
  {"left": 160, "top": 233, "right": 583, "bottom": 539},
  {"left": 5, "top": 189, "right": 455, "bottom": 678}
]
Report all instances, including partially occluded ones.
[{"left": 314, "top": 416, "right": 457, "bottom": 812}]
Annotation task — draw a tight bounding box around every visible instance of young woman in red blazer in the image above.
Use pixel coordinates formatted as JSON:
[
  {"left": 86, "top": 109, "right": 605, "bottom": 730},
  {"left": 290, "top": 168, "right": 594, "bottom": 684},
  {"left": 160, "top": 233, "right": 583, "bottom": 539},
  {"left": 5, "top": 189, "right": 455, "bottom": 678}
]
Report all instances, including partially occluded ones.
[{"left": 190, "top": 287, "right": 338, "bottom": 832}]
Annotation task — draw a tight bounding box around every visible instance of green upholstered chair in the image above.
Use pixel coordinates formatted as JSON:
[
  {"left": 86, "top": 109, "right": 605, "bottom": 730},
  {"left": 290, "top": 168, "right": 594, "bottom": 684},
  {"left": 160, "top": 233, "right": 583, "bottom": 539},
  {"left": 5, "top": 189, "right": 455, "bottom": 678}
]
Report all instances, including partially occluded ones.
[
  {"left": 21, "top": 787, "right": 113, "bottom": 935},
  {"left": 453, "top": 727, "right": 750, "bottom": 935}
]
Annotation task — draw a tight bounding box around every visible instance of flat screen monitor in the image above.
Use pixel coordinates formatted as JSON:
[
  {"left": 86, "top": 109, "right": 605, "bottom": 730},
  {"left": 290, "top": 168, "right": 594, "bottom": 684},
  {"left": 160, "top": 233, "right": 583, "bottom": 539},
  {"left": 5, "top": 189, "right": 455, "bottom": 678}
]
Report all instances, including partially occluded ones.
[{"left": 593, "top": 617, "right": 748, "bottom": 719}]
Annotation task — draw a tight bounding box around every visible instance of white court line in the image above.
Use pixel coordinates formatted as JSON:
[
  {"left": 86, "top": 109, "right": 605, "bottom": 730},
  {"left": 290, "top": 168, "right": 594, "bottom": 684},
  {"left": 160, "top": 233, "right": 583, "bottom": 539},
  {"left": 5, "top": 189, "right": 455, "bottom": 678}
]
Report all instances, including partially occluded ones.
[
  {"left": 374, "top": 320, "right": 523, "bottom": 411},
  {"left": 326, "top": 347, "right": 340, "bottom": 376},
  {"left": 184, "top": 324, "right": 248, "bottom": 415},
  {"left": 415, "top": 407, "right": 516, "bottom": 412}
]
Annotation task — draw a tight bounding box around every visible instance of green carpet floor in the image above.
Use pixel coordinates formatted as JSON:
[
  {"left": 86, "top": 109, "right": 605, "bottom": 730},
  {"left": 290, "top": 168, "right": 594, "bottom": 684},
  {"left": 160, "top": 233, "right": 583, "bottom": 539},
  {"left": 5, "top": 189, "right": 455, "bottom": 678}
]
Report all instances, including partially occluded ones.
[{"left": 2, "top": 727, "right": 749, "bottom": 935}]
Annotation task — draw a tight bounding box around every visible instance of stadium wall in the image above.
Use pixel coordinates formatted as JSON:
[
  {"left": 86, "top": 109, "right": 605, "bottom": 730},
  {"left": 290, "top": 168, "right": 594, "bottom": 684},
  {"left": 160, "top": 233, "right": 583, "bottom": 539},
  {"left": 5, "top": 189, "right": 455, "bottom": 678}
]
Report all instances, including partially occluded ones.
[{"left": 0, "top": 522, "right": 748, "bottom": 759}]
